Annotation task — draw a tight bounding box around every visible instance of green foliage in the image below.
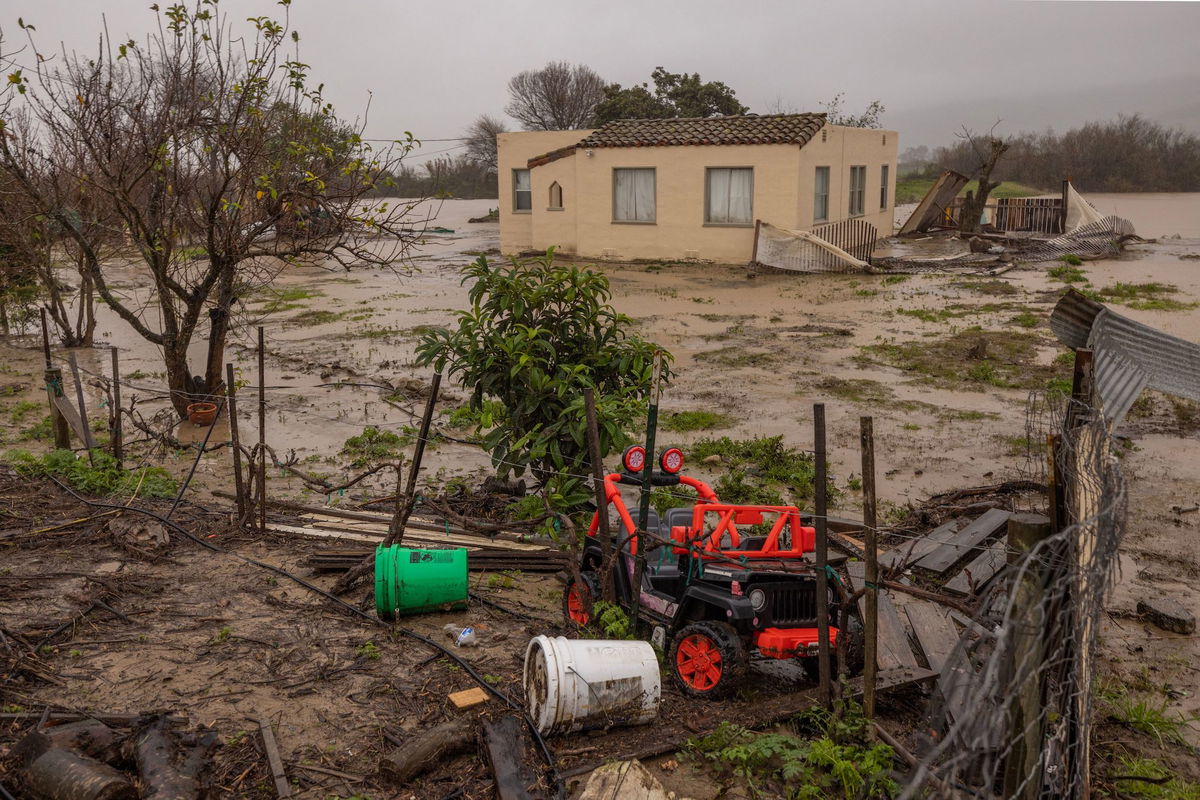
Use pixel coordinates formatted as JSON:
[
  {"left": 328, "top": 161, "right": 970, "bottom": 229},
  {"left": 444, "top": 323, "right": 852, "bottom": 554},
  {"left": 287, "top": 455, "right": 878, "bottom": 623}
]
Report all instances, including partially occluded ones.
[
  {"left": 688, "top": 698, "right": 897, "bottom": 799},
  {"left": 691, "top": 436, "right": 837, "bottom": 505},
  {"left": 1058, "top": 253, "right": 1084, "bottom": 266},
  {"left": 4, "top": 449, "right": 177, "bottom": 498},
  {"left": 6, "top": 400, "right": 40, "bottom": 424},
  {"left": 356, "top": 641, "right": 381, "bottom": 660},
  {"left": 590, "top": 600, "right": 634, "bottom": 640},
  {"left": 1111, "top": 756, "right": 1200, "bottom": 799},
  {"left": 659, "top": 410, "right": 732, "bottom": 433},
  {"left": 593, "top": 67, "right": 747, "bottom": 124},
  {"left": 416, "top": 251, "right": 669, "bottom": 483},
  {"left": 446, "top": 398, "right": 506, "bottom": 431},
  {"left": 1108, "top": 694, "right": 1191, "bottom": 746},
  {"left": 24, "top": 415, "right": 53, "bottom": 441},
  {"left": 1093, "top": 282, "right": 1198, "bottom": 312},
  {"left": 340, "top": 426, "right": 411, "bottom": 467},
  {"left": 714, "top": 471, "right": 786, "bottom": 506},
  {"left": 1048, "top": 262, "right": 1088, "bottom": 283}
]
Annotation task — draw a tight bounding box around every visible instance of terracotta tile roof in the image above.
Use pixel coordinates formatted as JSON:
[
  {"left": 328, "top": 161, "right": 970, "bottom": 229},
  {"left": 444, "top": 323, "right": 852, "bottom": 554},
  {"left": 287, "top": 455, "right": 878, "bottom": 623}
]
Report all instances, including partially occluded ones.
[
  {"left": 527, "top": 145, "right": 577, "bottom": 168},
  {"left": 575, "top": 113, "right": 827, "bottom": 149}
]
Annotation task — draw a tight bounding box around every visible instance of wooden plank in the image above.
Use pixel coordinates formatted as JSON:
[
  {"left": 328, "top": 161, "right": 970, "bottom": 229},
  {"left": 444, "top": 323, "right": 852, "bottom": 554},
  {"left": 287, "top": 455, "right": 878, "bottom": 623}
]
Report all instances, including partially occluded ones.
[
  {"left": 448, "top": 687, "right": 490, "bottom": 710},
  {"left": 302, "top": 515, "right": 549, "bottom": 551},
  {"left": 944, "top": 541, "right": 1008, "bottom": 596},
  {"left": 879, "top": 518, "right": 967, "bottom": 570},
  {"left": 52, "top": 394, "right": 89, "bottom": 443},
  {"left": 904, "top": 601, "right": 960, "bottom": 673},
  {"left": 258, "top": 715, "right": 293, "bottom": 798},
  {"left": 483, "top": 715, "right": 540, "bottom": 800},
  {"left": 913, "top": 508, "right": 1011, "bottom": 574},
  {"left": 844, "top": 562, "right": 918, "bottom": 670}
]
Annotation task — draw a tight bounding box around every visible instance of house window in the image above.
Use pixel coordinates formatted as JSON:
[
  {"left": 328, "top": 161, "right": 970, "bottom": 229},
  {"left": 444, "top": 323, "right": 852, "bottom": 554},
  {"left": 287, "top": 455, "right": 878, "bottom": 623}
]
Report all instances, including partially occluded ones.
[
  {"left": 548, "top": 181, "right": 563, "bottom": 210},
  {"left": 705, "top": 167, "right": 753, "bottom": 225},
  {"left": 880, "top": 165, "right": 889, "bottom": 209},
  {"left": 814, "top": 166, "right": 830, "bottom": 223},
  {"left": 613, "top": 168, "right": 655, "bottom": 223},
  {"left": 849, "top": 165, "right": 866, "bottom": 217},
  {"left": 513, "top": 169, "right": 531, "bottom": 212}
]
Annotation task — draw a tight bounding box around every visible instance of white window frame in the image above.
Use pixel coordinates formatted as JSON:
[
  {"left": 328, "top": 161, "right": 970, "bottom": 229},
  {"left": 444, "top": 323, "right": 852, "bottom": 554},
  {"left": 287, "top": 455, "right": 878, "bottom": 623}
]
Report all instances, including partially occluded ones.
[
  {"left": 849, "top": 165, "right": 866, "bottom": 217},
  {"left": 814, "top": 166, "right": 830, "bottom": 223},
  {"left": 512, "top": 168, "right": 531, "bottom": 213},
  {"left": 880, "top": 165, "right": 889, "bottom": 209},
  {"left": 704, "top": 167, "right": 754, "bottom": 226},
  {"left": 612, "top": 168, "right": 656, "bottom": 224}
]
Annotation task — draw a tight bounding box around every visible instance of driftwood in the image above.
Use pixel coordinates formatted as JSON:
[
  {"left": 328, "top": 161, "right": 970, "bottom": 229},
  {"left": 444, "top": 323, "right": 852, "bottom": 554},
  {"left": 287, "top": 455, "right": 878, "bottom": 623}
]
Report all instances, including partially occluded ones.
[
  {"left": 12, "top": 730, "right": 134, "bottom": 800},
  {"left": 483, "top": 715, "right": 541, "bottom": 800},
  {"left": 42, "top": 719, "right": 123, "bottom": 763},
  {"left": 378, "top": 718, "right": 475, "bottom": 785},
  {"left": 133, "top": 715, "right": 217, "bottom": 800}
]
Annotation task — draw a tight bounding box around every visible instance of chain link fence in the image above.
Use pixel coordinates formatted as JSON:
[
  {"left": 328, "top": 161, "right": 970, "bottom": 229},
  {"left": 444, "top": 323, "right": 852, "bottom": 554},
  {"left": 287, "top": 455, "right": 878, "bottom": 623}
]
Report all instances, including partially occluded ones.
[{"left": 901, "top": 391, "right": 1127, "bottom": 798}]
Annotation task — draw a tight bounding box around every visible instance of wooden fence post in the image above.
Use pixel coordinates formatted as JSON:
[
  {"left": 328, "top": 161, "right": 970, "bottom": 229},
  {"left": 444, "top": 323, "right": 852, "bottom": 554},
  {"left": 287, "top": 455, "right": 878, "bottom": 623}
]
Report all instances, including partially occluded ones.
[
  {"left": 257, "top": 326, "right": 267, "bottom": 533},
  {"left": 40, "top": 309, "right": 71, "bottom": 450},
  {"left": 1002, "top": 512, "right": 1053, "bottom": 800},
  {"left": 813, "top": 403, "right": 832, "bottom": 709},
  {"left": 110, "top": 347, "right": 122, "bottom": 466},
  {"left": 225, "top": 363, "right": 246, "bottom": 523},
  {"left": 67, "top": 352, "right": 97, "bottom": 456},
  {"left": 860, "top": 416, "right": 879, "bottom": 721}
]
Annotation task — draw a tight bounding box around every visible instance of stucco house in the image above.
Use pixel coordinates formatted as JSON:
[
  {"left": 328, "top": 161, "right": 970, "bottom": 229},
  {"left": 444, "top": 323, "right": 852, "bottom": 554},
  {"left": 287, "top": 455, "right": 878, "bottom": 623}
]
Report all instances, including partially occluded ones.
[{"left": 497, "top": 113, "right": 898, "bottom": 264}]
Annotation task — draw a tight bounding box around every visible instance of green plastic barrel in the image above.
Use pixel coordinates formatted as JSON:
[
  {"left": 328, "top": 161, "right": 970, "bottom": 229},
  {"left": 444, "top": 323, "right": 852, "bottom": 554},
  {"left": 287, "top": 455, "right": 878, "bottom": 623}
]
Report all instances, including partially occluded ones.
[{"left": 374, "top": 545, "right": 468, "bottom": 620}]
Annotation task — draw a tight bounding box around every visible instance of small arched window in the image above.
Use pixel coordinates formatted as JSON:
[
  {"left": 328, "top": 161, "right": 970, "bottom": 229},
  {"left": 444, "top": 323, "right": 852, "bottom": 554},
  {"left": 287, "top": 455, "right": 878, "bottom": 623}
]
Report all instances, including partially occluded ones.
[{"left": 548, "top": 181, "right": 563, "bottom": 209}]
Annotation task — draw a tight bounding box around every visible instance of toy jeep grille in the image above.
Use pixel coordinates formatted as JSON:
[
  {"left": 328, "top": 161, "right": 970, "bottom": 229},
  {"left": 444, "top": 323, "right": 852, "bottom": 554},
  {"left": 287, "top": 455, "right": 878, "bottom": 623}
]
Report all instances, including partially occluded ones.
[{"left": 762, "top": 583, "right": 817, "bottom": 626}]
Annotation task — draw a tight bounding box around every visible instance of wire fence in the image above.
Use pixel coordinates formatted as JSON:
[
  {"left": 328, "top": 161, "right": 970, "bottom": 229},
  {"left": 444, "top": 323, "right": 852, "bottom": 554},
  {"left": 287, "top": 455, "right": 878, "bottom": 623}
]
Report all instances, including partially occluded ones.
[{"left": 900, "top": 391, "right": 1126, "bottom": 799}]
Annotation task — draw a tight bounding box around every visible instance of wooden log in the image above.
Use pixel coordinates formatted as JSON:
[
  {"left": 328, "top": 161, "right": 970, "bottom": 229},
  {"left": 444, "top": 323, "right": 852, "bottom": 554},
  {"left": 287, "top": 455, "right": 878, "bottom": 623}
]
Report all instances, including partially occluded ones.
[
  {"left": 483, "top": 715, "right": 541, "bottom": 800},
  {"left": 377, "top": 718, "right": 475, "bottom": 785},
  {"left": 42, "top": 719, "right": 122, "bottom": 762},
  {"left": 913, "top": 508, "right": 1011, "bottom": 574},
  {"left": 578, "top": 760, "right": 671, "bottom": 800},
  {"left": 134, "top": 715, "right": 210, "bottom": 800},
  {"left": 24, "top": 747, "right": 136, "bottom": 800}
]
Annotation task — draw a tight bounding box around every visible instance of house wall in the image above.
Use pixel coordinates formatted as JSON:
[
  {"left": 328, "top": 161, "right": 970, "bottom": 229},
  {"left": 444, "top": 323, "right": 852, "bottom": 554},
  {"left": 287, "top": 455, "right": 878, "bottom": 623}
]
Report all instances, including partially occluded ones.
[
  {"left": 497, "top": 129, "right": 591, "bottom": 255},
  {"left": 498, "top": 124, "right": 898, "bottom": 263}
]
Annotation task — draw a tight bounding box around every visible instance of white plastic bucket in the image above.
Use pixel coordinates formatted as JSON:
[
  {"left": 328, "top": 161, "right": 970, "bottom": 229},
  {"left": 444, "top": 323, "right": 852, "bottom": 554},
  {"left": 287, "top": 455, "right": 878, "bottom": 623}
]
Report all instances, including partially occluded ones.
[{"left": 523, "top": 635, "right": 661, "bottom": 735}]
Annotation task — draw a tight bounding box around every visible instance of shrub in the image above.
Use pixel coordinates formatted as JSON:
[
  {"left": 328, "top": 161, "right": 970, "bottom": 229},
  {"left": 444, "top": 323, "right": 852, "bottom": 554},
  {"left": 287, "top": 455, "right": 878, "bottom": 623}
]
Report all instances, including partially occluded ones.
[{"left": 4, "top": 448, "right": 177, "bottom": 498}]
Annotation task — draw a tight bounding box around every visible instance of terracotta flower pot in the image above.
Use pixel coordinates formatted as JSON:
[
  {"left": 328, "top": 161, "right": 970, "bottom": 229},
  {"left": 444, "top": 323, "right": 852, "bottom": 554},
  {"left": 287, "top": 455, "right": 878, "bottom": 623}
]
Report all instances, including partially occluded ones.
[{"left": 187, "top": 401, "right": 218, "bottom": 426}]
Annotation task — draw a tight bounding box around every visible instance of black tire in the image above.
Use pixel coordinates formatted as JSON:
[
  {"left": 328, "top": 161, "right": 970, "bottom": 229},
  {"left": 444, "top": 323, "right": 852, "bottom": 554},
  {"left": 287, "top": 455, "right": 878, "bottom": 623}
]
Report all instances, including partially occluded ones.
[
  {"left": 561, "top": 570, "right": 600, "bottom": 628},
  {"left": 669, "top": 620, "right": 748, "bottom": 699}
]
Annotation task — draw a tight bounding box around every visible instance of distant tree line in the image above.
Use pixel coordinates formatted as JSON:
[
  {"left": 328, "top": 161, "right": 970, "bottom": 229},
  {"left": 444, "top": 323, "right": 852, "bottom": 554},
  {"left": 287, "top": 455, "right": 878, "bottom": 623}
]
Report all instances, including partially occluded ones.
[
  {"left": 371, "top": 155, "right": 498, "bottom": 199},
  {"left": 904, "top": 115, "right": 1200, "bottom": 192}
]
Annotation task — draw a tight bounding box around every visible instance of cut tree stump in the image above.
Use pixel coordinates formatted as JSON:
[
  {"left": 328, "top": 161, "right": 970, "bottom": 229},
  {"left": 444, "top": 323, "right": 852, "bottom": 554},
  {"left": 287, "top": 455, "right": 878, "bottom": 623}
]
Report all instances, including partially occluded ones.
[
  {"left": 378, "top": 718, "right": 475, "bottom": 785},
  {"left": 578, "top": 760, "right": 671, "bottom": 800},
  {"left": 133, "top": 714, "right": 216, "bottom": 800}
]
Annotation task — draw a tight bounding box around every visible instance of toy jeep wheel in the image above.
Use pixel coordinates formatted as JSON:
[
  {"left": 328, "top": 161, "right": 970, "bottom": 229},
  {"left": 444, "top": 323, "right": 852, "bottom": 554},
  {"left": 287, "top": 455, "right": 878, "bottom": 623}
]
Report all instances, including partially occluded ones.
[
  {"left": 670, "top": 621, "right": 748, "bottom": 699},
  {"left": 562, "top": 571, "right": 600, "bottom": 627}
]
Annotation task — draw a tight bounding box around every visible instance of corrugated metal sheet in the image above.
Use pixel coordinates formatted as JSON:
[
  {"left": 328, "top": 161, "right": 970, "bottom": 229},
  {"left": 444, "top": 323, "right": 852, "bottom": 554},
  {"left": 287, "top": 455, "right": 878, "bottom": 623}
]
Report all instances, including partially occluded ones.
[{"left": 1050, "top": 289, "right": 1200, "bottom": 422}]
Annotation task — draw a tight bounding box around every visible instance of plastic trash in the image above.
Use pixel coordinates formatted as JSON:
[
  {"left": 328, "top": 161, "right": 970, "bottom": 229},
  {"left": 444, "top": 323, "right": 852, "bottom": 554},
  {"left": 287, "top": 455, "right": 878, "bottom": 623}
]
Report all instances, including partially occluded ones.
[{"left": 443, "top": 624, "right": 479, "bottom": 647}]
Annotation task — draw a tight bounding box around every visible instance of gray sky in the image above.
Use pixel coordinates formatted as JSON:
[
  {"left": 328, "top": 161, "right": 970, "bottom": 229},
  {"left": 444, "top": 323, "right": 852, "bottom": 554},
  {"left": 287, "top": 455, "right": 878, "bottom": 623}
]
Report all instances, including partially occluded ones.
[{"left": 6, "top": 0, "right": 1198, "bottom": 159}]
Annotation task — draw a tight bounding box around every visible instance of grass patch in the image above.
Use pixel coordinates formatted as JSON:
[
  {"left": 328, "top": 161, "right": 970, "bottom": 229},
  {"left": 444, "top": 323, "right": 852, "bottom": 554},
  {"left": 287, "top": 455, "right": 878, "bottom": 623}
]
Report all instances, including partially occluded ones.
[
  {"left": 814, "top": 377, "right": 893, "bottom": 404},
  {"left": 953, "top": 279, "right": 1021, "bottom": 297},
  {"left": 660, "top": 410, "right": 733, "bottom": 433},
  {"left": 1048, "top": 263, "right": 1088, "bottom": 284},
  {"left": 895, "top": 178, "right": 1042, "bottom": 205},
  {"left": 858, "top": 328, "right": 1063, "bottom": 391},
  {"left": 4, "top": 448, "right": 177, "bottom": 498},
  {"left": 254, "top": 287, "right": 324, "bottom": 313},
  {"left": 694, "top": 347, "right": 783, "bottom": 369},
  {"left": 1110, "top": 756, "right": 1200, "bottom": 799},
  {"left": 691, "top": 435, "right": 836, "bottom": 505},
  {"left": 1008, "top": 311, "right": 1041, "bottom": 328},
  {"left": 340, "top": 426, "right": 415, "bottom": 467},
  {"left": 1082, "top": 282, "right": 1199, "bottom": 311},
  {"left": 897, "top": 302, "right": 1025, "bottom": 324},
  {"left": 7, "top": 400, "right": 40, "bottom": 424},
  {"left": 1108, "top": 694, "right": 1191, "bottom": 746},
  {"left": 289, "top": 309, "right": 373, "bottom": 326}
]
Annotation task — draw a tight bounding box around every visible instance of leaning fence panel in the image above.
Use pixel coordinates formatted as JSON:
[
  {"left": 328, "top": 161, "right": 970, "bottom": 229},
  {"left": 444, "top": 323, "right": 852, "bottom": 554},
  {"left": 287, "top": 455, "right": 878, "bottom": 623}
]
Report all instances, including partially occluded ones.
[{"left": 900, "top": 397, "right": 1126, "bottom": 799}]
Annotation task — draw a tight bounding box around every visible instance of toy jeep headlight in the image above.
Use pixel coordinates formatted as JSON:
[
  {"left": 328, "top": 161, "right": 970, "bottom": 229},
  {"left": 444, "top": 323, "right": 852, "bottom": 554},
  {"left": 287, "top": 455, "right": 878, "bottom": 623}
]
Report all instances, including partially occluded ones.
[{"left": 748, "top": 588, "right": 767, "bottom": 610}]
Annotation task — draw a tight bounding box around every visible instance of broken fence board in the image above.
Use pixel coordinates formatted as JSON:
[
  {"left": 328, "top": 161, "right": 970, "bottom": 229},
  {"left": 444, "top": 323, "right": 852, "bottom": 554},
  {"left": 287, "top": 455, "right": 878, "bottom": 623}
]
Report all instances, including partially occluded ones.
[
  {"left": 52, "top": 394, "right": 90, "bottom": 444},
  {"left": 880, "top": 518, "right": 967, "bottom": 571},
  {"left": 944, "top": 541, "right": 1008, "bottom": 596},
  {"left": 257, "top": 716, "right": 292, "bottom": 798},
  {"left": 904, "top": 602, "right": 959, "bottom": 673},
  {"left": 844, "top": 562, "right": 919, "bottom": 671},
  {"left": 484, "top": 715, "right": 541, "bottom": 800},
  {"left": 913, "top": 508, "right": 1011, "bottom": 574}
]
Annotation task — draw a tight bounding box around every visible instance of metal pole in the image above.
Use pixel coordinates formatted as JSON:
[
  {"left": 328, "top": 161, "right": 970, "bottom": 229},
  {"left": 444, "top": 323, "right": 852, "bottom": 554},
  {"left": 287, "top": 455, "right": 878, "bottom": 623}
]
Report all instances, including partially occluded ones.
[
  {"left": 631, "top": 355, "right": 664, "bottom": 629},
  {"left": 257, "top": 326, "right": 267, "bottom": 533},
  {"left": 226, "top": 363, "right": 246, "bottom": 523},
  {"left": 813, "top": 403, "right": 832, "bottom": 709},
  {"left": 110, "top": 348, "right": 122, "bottom": 466},
  {"left": 40, "top": 310, "right": 71, "bottom": 451},
  {"left": 584, "top": 388, "right": 613, "bottom": 599},
  {"left": 860, "top": 415, "right": 879, "bottom": 721}
]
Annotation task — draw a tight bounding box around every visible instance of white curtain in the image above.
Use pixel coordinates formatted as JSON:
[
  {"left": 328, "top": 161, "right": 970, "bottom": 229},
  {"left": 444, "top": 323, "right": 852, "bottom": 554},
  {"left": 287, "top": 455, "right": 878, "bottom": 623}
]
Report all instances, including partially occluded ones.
[
  {"left": 728, "top": 169, "right": 752, "bottom": 223},
  {"left": 707, "top": 168, "right": 752, "bottom": 223},
  {"left": 615, "top": 169, "right": 655, "bottom": 222}
]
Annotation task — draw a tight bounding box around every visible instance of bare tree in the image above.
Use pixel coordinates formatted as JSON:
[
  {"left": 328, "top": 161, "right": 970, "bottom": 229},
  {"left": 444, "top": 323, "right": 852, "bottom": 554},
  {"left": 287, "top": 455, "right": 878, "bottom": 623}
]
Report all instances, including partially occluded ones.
[
  {"left": 956, "top": 124, "right": 1011, "bottom": 234},
  {"left": 464, "top": 113, "right": 507, "bottom": 172},
  {"left": 0, "top": 5, "right": 426, "bottom": 415},
  {"left": 505, "top": 62, "right": 606, "bottom": 131},
  {"left": 822, "top": 92, "right": 886, "bottom": 128}
]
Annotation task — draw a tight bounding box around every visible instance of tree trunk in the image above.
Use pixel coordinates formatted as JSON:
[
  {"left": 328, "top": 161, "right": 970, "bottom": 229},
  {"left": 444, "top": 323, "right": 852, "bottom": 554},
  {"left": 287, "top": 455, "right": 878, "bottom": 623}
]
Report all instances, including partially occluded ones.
[
  {"left": 164, "top": 343, "right": 197, "bottom": 418},
  {"left": 959, "top": 138, "right": 1010, "bottom": 235},
  {"left": 202, "top": 264, "right": 237, "bottom": 400}
]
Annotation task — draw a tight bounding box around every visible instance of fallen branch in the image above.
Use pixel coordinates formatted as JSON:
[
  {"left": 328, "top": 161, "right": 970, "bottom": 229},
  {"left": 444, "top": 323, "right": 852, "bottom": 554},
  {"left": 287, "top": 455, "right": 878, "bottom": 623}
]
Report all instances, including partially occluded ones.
[{"left": 377, "top": 718, "right": 476, "bottom": 785}]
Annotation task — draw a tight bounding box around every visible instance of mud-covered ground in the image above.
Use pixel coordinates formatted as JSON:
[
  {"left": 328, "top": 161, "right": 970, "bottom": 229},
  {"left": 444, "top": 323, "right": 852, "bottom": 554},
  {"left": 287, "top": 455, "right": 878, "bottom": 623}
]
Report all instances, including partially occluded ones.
[{"left": 1, "top": 195, "right": 1198, "bottom": 796}]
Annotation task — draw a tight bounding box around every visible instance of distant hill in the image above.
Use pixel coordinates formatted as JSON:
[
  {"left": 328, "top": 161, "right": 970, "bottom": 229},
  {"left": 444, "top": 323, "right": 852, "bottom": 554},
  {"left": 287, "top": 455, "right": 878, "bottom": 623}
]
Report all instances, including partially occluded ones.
[{"left": 889, "top": 74, "right": 1200, "bottom": 150}]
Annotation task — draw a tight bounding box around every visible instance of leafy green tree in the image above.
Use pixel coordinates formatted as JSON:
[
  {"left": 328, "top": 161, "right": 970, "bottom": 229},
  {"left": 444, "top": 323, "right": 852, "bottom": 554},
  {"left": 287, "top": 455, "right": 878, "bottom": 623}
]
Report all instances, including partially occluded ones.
[
  {"left": 416, "top": 251, "right": 670, "bottom": 496},
  {"left": 594, "top": 67, "right": 748, "bottom": 123}
]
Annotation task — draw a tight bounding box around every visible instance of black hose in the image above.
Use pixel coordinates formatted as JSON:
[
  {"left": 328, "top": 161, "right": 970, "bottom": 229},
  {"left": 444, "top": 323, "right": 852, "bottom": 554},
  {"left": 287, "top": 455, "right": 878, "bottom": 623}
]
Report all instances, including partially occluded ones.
[{"left": 43, "top": 476, "right": 564, "bottom": 798}]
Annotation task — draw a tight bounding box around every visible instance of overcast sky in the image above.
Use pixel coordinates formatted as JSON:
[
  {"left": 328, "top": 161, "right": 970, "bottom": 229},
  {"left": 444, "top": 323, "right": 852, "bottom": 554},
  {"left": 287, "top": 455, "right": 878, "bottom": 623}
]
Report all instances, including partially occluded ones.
[{"left": 6, "top": 0, "right": 1198, "bottom": 159}]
